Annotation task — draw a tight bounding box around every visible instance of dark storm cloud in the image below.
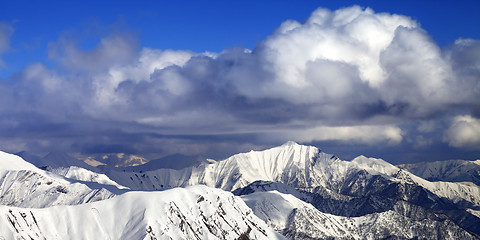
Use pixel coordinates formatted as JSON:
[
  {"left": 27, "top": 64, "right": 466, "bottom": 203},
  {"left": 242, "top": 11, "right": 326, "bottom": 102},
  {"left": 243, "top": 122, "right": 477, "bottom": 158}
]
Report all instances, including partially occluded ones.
[{"left": 0, "top": 6, "right": 479, "bottom": 159}]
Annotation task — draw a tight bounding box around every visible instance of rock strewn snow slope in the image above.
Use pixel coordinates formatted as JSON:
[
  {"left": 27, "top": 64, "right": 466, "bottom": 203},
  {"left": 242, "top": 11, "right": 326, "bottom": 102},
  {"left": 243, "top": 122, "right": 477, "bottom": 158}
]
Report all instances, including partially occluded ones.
[
  {"left": 241, "top": 190, "right": 477, "bottom": 240},
  {"left": 0, "top": 185, "right": 285, "bottom": 240},
  {"left": 352, "top": 155, "right": 480, "bottom": 207}
]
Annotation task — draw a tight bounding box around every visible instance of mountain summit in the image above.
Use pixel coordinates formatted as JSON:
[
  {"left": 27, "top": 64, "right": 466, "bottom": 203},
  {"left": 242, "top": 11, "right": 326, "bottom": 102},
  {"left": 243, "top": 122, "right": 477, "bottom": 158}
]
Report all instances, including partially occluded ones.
[
  {"left": 1, "top": 143, "right": 480, "bottom": 239},
  {"left": 101, "top": 142, "right": 480, "bottom": 238}
]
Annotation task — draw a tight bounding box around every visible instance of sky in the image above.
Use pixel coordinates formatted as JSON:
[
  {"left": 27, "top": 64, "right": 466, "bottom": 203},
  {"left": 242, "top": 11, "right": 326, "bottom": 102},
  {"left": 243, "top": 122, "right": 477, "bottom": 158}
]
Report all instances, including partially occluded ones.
[{"left": 0, "top": 0, "right": 479, "bottom": 164}]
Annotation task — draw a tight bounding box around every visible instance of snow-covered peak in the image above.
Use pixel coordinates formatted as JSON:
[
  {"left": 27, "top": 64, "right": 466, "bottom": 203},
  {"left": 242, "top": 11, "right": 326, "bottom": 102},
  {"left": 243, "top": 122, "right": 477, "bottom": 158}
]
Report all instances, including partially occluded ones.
[
  {"left": 0, "top": 151, "right": 42, "bottom": 173},
  {"left": 281, "top": 140, "right": 300, "bottom": 147},
  {"left": 351, "top": 155, "right": 399, "bottom": 176},
  {"left": 226, "top": 141, "right": 321, "bottom": 181},
  {"left": 398, "top": 159, "right": 480, "bottom": 186},
  {"left": 103, "top": 142, "right": 480, "bottom": 208},
  {"left": 0, "top": 151, "right": 120, "bottom": 207},
  {"left": 49, "top": 166, "right": 129, "bottom": 190}
]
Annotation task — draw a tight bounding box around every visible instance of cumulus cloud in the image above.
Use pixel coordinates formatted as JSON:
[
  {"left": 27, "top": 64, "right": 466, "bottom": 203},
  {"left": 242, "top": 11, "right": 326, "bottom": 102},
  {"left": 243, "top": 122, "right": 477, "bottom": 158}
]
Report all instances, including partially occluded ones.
[
  {"left": 259, "top": 7, "right": 416, "bottom": 90},
  {"left": 1, "top": 6, "right": 480, "bottom": 158},
  {"left": 379, "top": 27, "right": 454, "bottom": 115},
  {"left": 444, "top": 38, "right": 480, "bottom": 114},
  {"left": 444, "top": 115, "right": 480, "bottom": 149},
  {"left": 279, "top": 125, "right": 403, "bottom": 145}
]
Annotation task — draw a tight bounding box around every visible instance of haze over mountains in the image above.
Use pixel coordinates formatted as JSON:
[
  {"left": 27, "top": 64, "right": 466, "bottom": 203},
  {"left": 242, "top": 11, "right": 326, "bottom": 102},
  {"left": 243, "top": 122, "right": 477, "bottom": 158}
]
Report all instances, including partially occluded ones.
[{"left": 1, "top": 142, "right": 479, "bottom": 239}]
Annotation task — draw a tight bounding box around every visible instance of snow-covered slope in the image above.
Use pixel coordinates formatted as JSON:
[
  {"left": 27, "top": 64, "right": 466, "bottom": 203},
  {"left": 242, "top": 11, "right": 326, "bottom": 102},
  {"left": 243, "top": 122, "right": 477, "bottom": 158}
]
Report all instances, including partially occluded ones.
[
  {"left": 0, "top": 185, "right": 285, "bottom": 240},
  {"left": 241, "top": 190, "right": 354, "bottom": 239},
  {"left": 15, "top": 151, "right": 126, "bottom": 187},
  {"left": 241, "top": 190, "right": 477, "bottom": 240},
  {"left": 352, "top": 155, "right": 480, "bottom": 207},
  {"left": 104, "top": 142, "right": 480, "bottom": 208},
  {"left": 4, "top": 143, "right": 480, "bottom": 239},
  {"left": 104, "top": 141, "right": 332, "bottom": 191},
  {"left": 48, "top": 166, "right": 128, "bottom": 190},
  {"left": 100, "top": 142, "right": 480, "bottom": 237},
  {"left": 398, "top": 159, "right": 480, "bottom": 186},
  {"left": 0, "top": 151, "right": 116, "bottom": 207},
  {"left": 0, "top": 151, "right": 44, "bottom": 173}
]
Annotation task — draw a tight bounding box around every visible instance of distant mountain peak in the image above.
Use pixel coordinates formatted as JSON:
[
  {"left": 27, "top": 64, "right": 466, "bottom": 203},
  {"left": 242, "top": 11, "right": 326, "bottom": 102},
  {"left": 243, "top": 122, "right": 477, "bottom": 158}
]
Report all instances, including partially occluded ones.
[
  {"left": 281, "top": 141, "right": 300, "bottom": 147},
  {"left": 42, "top": 151, "right": 92, "bottom": 169},
  {"left": 351, "top": 155, "right": 399, "bottom": 175},
  {"left": 93, "top": 153, "right": 148, "bottom": 167}
]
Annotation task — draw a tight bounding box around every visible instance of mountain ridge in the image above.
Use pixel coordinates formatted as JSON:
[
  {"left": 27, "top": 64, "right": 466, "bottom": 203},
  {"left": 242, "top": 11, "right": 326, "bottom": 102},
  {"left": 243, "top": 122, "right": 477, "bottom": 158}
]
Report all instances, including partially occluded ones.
[
  {"left": 3, "top": 142, "right": 480, "bottom": 239},
  {"left": 0, "top": 151, "right": 120, "bottom": 208},
  {"left": 101, "top": 142, "right": 480, "bottom": 208},
  {"left": 0, "top": 185, "right": 284, "bottom": 240}
]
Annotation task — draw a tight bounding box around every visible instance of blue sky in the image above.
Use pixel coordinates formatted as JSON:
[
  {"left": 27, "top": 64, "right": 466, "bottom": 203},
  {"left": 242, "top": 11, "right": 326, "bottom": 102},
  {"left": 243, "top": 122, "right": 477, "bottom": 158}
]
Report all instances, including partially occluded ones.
[
  {"left": 2, "top": 0, "right": 479, "bottom": 77},
  {"left": 0, "top": 0, "right": 479, "bottom": 163}
]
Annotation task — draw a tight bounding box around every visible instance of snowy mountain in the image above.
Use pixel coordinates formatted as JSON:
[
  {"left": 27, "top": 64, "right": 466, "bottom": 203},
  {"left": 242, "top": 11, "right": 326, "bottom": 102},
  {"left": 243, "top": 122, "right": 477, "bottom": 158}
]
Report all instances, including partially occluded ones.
[
  {"left": 0, "top": 151, "right": 119, "bottom": 207},
  {"left": 116, "top": 153, "right": 206, "bottom": 171},
  {"left": 15, "top": 151, "right": 43, "bottom": 167},
  {"left": 103, "top": 142, "right": 480, "bottom": 208},
  {"left": 91, "top": 153, "right": 149, "bottom": 168},
  {"left": 3, "top": 142, "right": 480, "bottom": 239},
  {"left": 234, "top": 180, "right": 480, "bottom": 239},
  {"left": 100, "top": 141, "right": 480, "bottom": 238},
  {"left": 0, "top": 185, "right": 285, "bottom": 240},
  {"left": 398, "top": 159, "right": 480, "bottom": 186},
  {"left": 17, "top": 151, "right": 93, "bottom": 170},
  {"left": 103, "top": 141, "right": 328, "bottom": 191},
  {"left": 48, "top": 166, "right": 129, "bottom": 190},
  {"left": 241, "top": 190, "right": 477, "bottom": 239}
]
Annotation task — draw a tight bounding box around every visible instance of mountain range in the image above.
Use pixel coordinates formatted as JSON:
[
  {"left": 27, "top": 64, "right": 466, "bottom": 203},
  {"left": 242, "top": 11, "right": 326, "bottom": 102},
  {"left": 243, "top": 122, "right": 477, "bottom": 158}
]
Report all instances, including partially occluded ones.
[{"left": 1, "top": 142, "right": 479, "bottom": 239}]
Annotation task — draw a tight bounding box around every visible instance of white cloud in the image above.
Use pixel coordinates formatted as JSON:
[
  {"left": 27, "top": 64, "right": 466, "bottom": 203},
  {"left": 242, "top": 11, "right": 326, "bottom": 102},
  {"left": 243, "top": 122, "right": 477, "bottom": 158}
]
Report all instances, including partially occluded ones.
[
  {"left": 108, "top": 48, "right": 195, "bottom": 84},
  {"left": 379, "top": 27, "right": 454, "bottom": 114},
  {"left": 444, "top": 38, "right": 480, "bottom": 106},
  {"left": 237, "top": 5, "right": 460, "bottom": 117},
  {"left": 282, "top": 125, "right": 403, "bottom": 145},
  {"left": 256, "top": 6, "right": 416, "bottom": 95},
  {"left": 25, "top": 6, "right": 473, "bottom": 125},
  {"left": 444, "top": 115, "right": 480, "bottom": 149},
  {"left": 92, "top": 48, "right": 197, "bottom": 108},
  {"left": 2, "top": 6, "right": 480, "bottom": 156}
]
